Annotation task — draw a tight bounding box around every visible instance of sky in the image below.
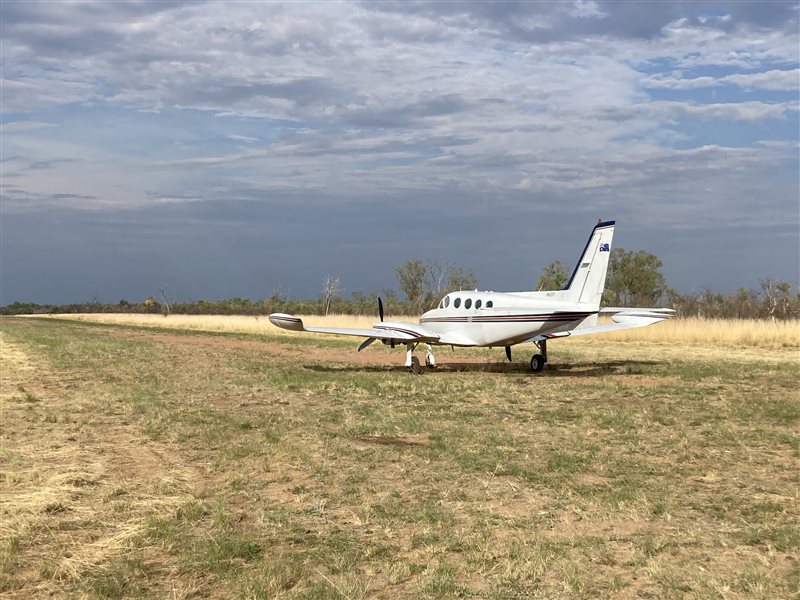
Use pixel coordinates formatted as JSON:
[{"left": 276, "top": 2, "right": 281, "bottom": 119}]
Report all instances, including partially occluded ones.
[{"left": 1, "top": 0, "right": 798, "bottom": 305}]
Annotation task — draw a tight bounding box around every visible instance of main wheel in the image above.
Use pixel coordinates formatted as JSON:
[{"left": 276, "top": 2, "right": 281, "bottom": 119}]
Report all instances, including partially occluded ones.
[
  {"left": 530, "top": 354, "right": 545, "bottom": 373},
  {"left": 425, "top": 353, "right": 436, "bottom": 368},
  {"left": 409, "top": 356, "right": 422, "bottom": 374}
]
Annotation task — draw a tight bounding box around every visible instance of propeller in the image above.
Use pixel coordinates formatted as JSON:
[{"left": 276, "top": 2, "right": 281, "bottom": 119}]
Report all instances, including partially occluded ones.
[
  {"left": 358, "top": 337, "right": 376, "bottom": 352},
  {"left": 505, "top": 346, "right": 512, "bottom": 362},
  {"left": 359, "top": 297, "right": 384, "bottom": 352}
]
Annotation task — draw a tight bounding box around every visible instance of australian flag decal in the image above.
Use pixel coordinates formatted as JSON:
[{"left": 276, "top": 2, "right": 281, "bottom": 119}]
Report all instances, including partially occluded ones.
[{"left": 599, "top": 243, "right": 610, "bottom": 252}]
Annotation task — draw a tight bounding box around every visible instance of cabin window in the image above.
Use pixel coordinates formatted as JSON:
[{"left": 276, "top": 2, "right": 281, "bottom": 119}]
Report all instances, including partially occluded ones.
[
  {"left": 475, "top": 299, "right": 482, "bottom": 309},
  {"left": 486, "top": 300, "right": 493, "bottom": 308},
  {"left": 464, "top": 298, "right": 472, "bottom": 309},
  {"left": 454, "top": 298, "right": 461, "bottom": 308},
  {"left": 444, "top": 296, "right": 450, "bottom": 308}
]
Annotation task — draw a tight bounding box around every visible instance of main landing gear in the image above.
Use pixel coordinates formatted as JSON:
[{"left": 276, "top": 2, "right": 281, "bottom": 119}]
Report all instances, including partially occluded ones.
[
  {"left": 530, "top": 340, "right": 548, "bottom": 373},
  {"left": 403, "top": 341, "right": 548, "bottom": 374},
  {"left": 405, "top": 343, "right": 437, "bottom": 374}
]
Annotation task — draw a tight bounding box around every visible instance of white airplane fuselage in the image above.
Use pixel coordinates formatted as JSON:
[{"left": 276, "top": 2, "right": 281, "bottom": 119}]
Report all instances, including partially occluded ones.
[{"left": 418, "top": 290, "right": 599, "bottom": 347}]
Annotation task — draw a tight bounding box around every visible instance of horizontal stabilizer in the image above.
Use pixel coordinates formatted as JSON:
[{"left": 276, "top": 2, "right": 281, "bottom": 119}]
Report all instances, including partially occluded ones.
[
  {"left": 528, "top": 307, "right": 674, "bottom": 341},
  {"left": 600, "top": 307, "right": 676, "bottom": 316}
]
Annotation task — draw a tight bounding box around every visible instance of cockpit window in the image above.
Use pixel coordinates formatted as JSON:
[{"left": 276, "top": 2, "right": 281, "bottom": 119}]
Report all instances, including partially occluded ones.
[
  {"left": 486, "top": 300, "right": 493, "bottom": 308},
  {"left": 444, "top": 296, "right": 450, "bottom": 308},
  {"left": 454, "top": 297, "right": 461, "bottom": 308},
  {"left": 464, "top": 298, "right": 472, "bottom": 309},
  {"left": 475, "top": 299, "right": 482, "bottom": 309}
]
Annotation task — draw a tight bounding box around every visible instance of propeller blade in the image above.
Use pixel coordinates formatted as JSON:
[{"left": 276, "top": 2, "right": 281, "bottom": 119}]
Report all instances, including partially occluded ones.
[
  {"left": 505, "top": 346, "right": 512, "bottom": 362},
  {"left": 358, "top": 337, "right": 377, "bottom": 352},
  {"left": 378, "top": 297, "right": 384, "bottom": 322}
]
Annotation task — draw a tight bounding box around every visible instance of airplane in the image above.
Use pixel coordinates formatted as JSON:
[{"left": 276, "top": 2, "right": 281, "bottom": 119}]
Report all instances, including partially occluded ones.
[{"left": 269, "top": 220, "right": 674, "bottom": 373}]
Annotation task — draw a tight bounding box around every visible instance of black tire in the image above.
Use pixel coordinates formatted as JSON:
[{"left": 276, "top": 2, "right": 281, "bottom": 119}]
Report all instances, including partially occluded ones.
[
  {"left": 530, "top": 354, "right": 545, "bottom": 373},
  {"left": 409, "top": 356, "right": 422, "bottom": 374},
  {"left": 425, "top": 354, "right": 436, "bottom": 368}
]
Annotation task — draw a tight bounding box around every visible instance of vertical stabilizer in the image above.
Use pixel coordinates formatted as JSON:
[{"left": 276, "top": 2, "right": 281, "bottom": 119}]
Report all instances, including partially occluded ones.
[{"left": 562, "top": 221, "right": 615, "bottom": 307}]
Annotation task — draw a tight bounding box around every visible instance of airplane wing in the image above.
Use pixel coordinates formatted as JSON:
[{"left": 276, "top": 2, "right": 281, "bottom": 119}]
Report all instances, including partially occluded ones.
[
  {"left": 529, "top": 308, "right": 675, "bottom": 341},
  {"left": 268, "top": 313, "right": 440, "bottom": 346}
]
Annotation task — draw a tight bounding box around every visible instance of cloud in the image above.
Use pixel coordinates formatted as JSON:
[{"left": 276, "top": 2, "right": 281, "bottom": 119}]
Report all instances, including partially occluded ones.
[
  {"left": 2, "top": 1, "right": 796, "bottom": 119},
  {"left": 0, "top": 120, "right": 56, "bottom": 133},
  {"left": 721, "top": 69, "right": 800, "bottom": 91},
  {"left": 226, "top": 134, "right": 259, "bottom": 143},
  {"left": 635, "top": 100, "right": 793, "bottom": 122},
  {"left": 642, "top": 68, "right": 800, "bottom": 91},
  {"left": 363, "top": 1, "right": 798, "bottom": 43}
]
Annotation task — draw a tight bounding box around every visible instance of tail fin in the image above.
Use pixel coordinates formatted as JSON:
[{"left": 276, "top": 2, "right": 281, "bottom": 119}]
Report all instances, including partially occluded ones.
[{"left": 562, "top": 220, "right": 615, "bottom": 307}]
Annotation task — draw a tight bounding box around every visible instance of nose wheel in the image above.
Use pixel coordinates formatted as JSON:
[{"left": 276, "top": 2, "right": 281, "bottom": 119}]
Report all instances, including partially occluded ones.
[{"left": 405, "top": 343, "right": 423, "bottom": 374}]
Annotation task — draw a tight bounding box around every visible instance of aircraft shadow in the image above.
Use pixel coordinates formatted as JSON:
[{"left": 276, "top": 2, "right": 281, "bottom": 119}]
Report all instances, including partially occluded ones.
[
  {"left": 304, "top": 364, "right": 398, "bottom": 374},
  {"left": 304, "top": 360, "right": 659, "bottom": 376}
]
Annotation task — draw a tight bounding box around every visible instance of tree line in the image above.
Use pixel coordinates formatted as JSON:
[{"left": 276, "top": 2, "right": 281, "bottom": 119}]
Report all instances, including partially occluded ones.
[
  {"left": 535, "top": 248, "right": 798, "bottom": 320},
  {"left": 2, "top": 249, "right": 797, "bottom": 319}
]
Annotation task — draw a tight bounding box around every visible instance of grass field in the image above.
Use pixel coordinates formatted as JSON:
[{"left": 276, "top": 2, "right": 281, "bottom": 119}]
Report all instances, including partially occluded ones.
[{"left": 1, "top": 315, "right": 798, "bottom": 598}]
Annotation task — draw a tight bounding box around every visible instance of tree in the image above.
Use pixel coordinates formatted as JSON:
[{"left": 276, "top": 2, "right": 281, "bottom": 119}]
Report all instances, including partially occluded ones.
[
  {"left": 776, "top": 281, "right": 793, "bottom": 319},
  {"left": 761, "top": 277, "right": 794, "bottom": 321},
  {"left": 159, "top": 288, "right": 172, "bottom": 317},
  {"left": 536, "top": 260, "right": 570, "bottom": 291},
  {"left": 320, "top": 275, "right": 343, "bottom": 316},
  {"left": 423, "top": 260, "right": 478, "bottom": 309},
  {"left": 603, "top": 248, "right": 667, "bottom": 307},
  {"left": 446, "top": 266, "right": 477, "bottom": 293},
  {"left": 395, "top": 260, "right": 427, "bottom": 310},
  {"left": 426, "top": 260, "right": 451, "bottom": 301}
]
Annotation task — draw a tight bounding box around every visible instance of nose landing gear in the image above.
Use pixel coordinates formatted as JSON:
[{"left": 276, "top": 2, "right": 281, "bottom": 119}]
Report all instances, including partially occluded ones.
[
  {"left": 425, "top": 344, "right": 437, "bottom": 369},
  {"left": 404, "top": 343, "right": 436, "bottom": 374}
]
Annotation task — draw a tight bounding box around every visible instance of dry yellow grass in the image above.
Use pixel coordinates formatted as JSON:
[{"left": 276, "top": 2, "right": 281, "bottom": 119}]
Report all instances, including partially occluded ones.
[
  {"left": 588, "top": 316, "right": 800, "bottom": 348},
  {"left": 27, "top": 312, "right": 282, "bottom": 334},
  {"left": 30, "top": 313, "right": 800, "bottom": 348}
]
